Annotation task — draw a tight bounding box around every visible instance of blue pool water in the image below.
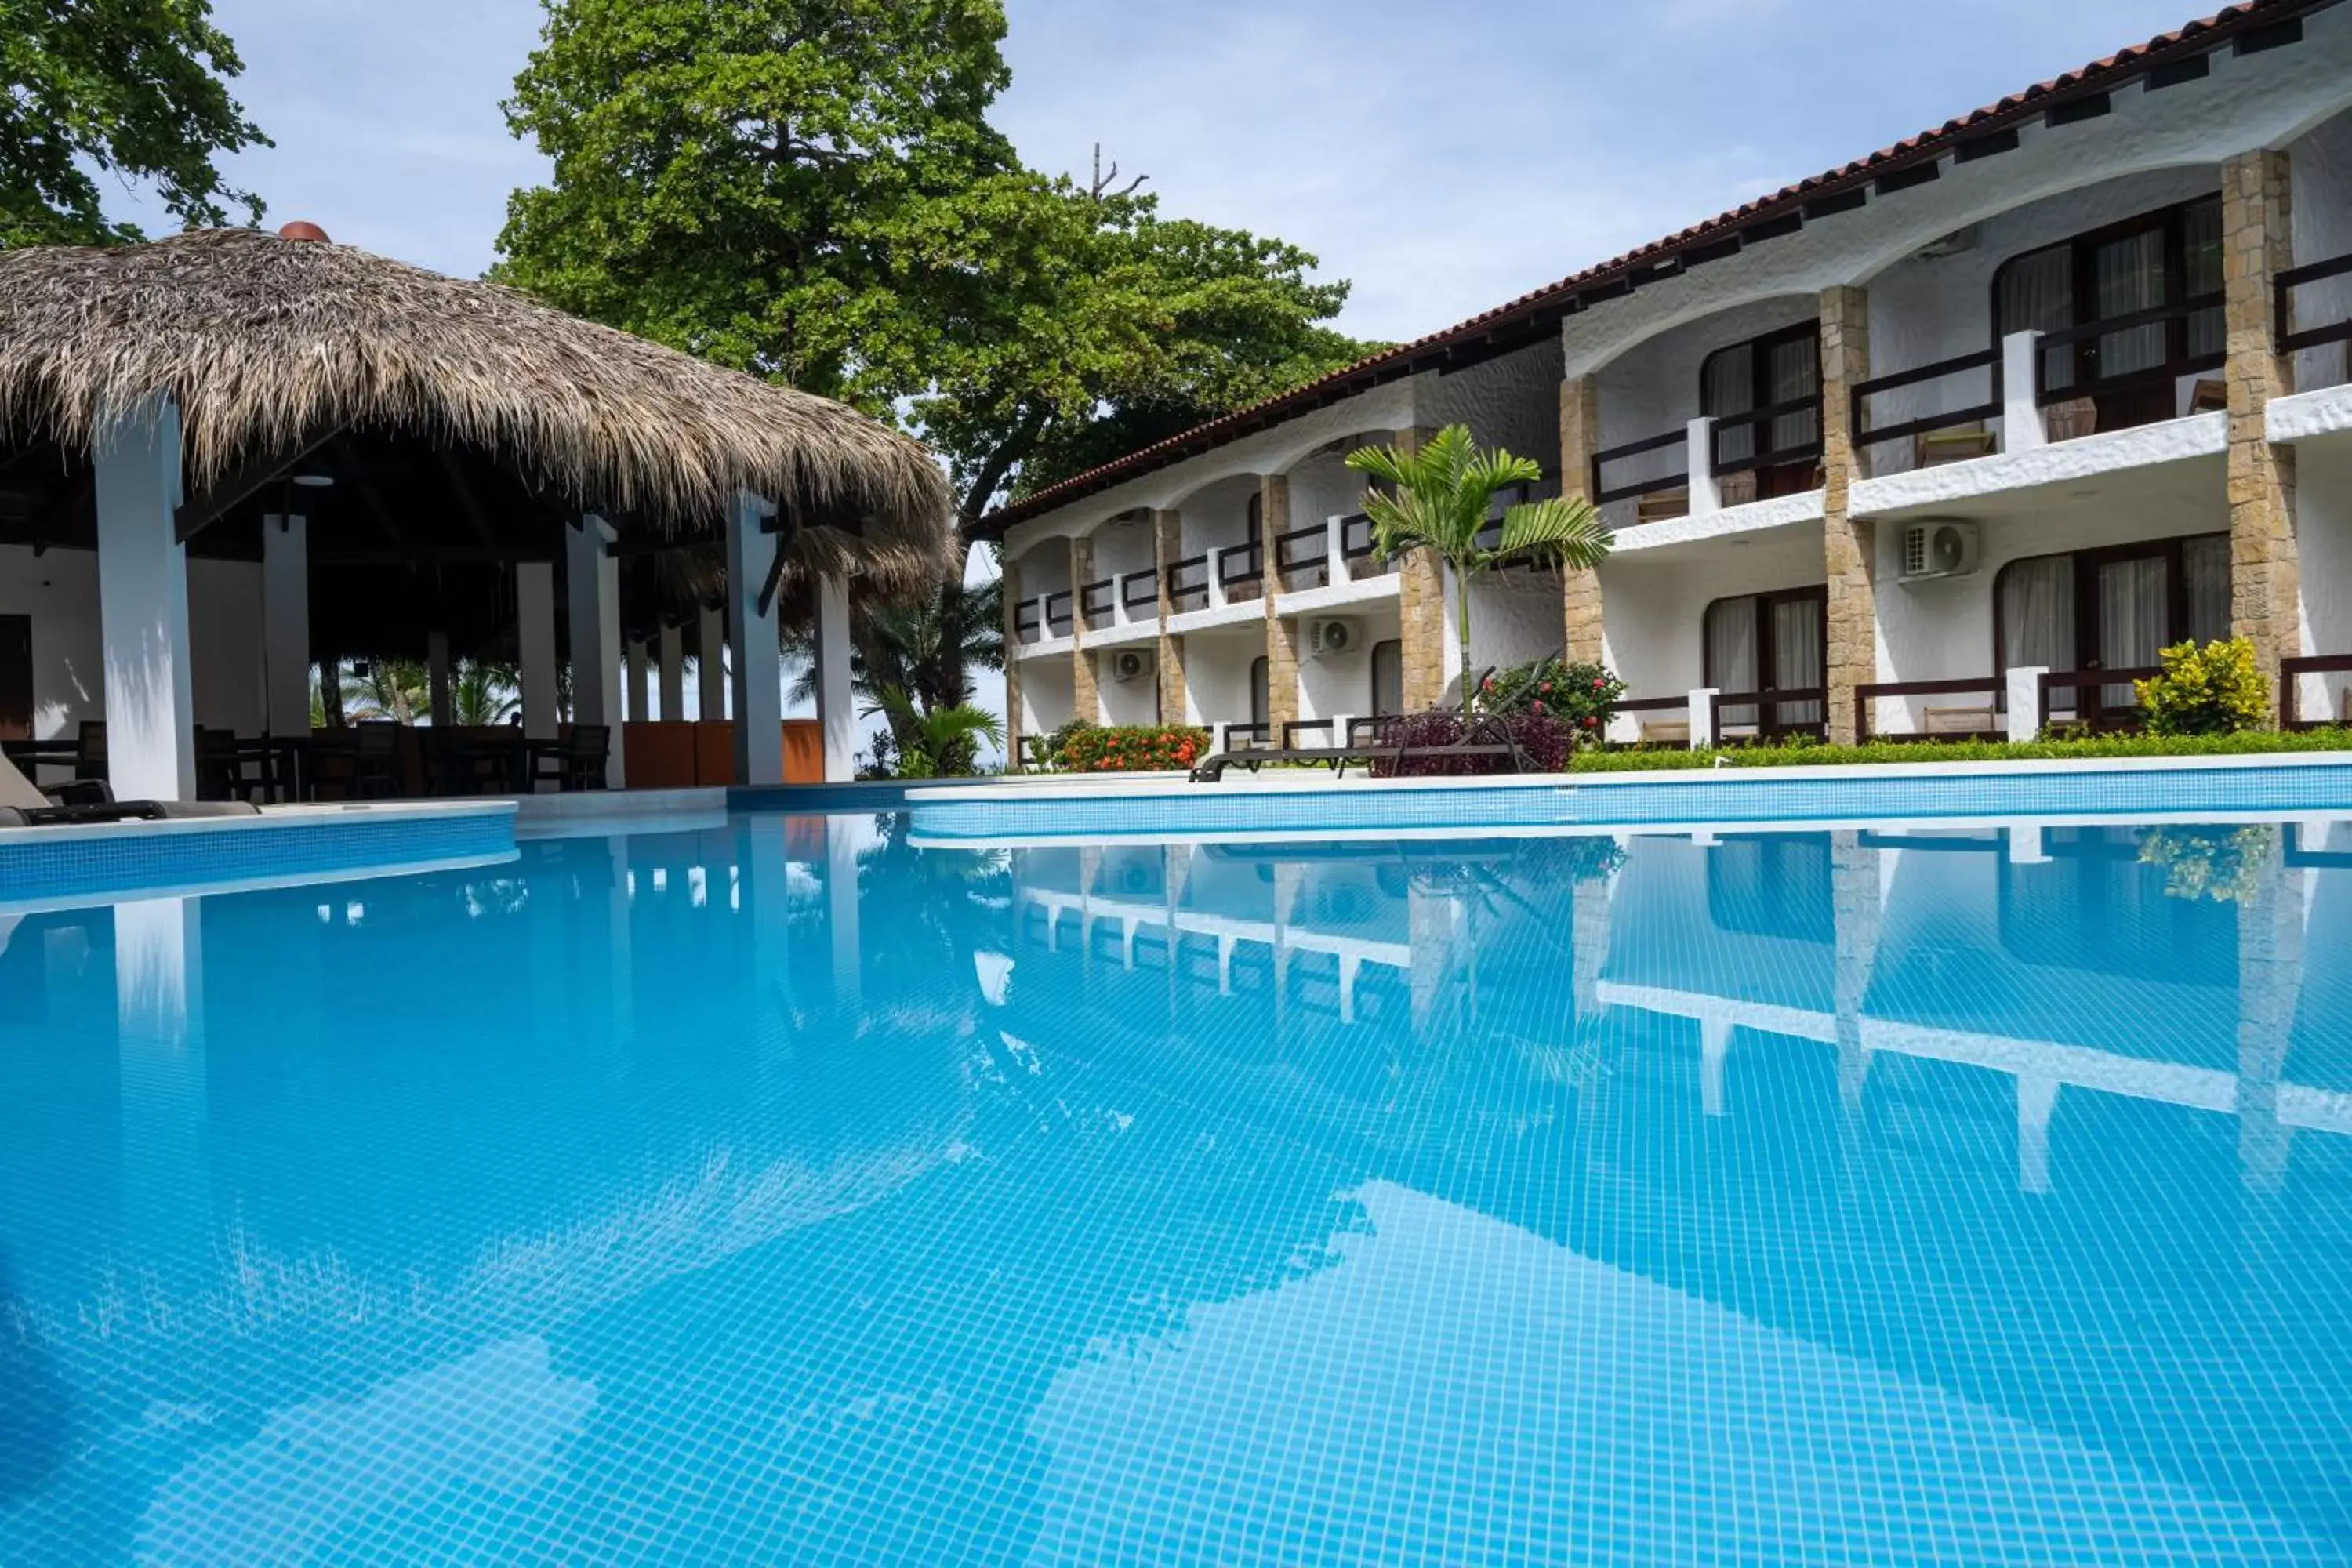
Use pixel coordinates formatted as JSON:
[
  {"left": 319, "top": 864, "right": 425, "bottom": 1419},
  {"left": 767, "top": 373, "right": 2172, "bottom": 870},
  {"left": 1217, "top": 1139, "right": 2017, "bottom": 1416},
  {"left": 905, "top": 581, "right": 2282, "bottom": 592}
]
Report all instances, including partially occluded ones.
[{"left": 3, "top": 812, "right": 2350, "bottom": 1564}]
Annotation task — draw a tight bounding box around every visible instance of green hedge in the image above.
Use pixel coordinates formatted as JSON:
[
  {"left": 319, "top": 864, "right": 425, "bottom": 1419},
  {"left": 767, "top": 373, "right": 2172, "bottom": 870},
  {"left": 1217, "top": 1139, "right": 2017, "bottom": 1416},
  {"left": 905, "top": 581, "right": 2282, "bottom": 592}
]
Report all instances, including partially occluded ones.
[{"left": 1567, "top": 728, "right": 2352, "bottom": 773}]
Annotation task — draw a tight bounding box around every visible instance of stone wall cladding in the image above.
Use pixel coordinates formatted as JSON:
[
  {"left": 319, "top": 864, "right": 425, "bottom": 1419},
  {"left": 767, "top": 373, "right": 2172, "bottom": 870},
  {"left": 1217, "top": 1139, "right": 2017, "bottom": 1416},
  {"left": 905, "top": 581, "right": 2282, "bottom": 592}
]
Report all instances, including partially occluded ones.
[
  {"left": 2224, "top": 147, "right": 2303, "bottom": 672},
  {"left": 1069, "top": 535, "right": 1100, "bottom": 721},
  {"left": 1154, "top": 508, "right": 1186, "bottom": 723},
  {"left": 1261, "top": 474, "right": 1298, "bottom": 734},
  {"left": 1559, "top": 376, "right": 1606, "bottom": 665},
  {"left": 1820, "top": 285, "right": 1875, "bottom": 746}
]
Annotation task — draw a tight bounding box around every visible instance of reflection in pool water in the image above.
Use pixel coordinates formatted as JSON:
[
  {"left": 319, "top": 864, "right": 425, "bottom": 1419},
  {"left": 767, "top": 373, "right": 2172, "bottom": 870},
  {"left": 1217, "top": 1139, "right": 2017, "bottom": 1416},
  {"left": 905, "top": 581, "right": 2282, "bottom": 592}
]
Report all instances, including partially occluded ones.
[{"left": 1, "top": 815, "right": 2349, "bottom": 1563}]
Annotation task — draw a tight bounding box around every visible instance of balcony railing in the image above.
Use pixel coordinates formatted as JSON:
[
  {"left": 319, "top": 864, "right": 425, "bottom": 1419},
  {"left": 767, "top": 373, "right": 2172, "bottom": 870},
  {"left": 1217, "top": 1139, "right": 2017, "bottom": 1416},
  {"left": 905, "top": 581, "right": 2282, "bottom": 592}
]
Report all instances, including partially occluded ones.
[
  {"left": 1042, "top": 589, "right": 1074, "bottom": 639},
  {"left": 2031, "top": 298, "right": 2223, "bottom": 430},
  {"left": 1078, "top": 578, "right": 1115, "bottom": 630},
  {"left": 1708, "top": 394, "right": 1821, "bottom": 481},
  {"left": 1853, "top": 677, "right": 2006, "bottom": 742},
  {"left": 2037, "top": 666, "right": 2162, "bottom": 732},
  {"left": 1218, "top": 540, "right": 1265, "bottom": 598},
  {"left": 1014, "top": 598, "right": 1043, "bottom": 642},
  {"left": 1165, "top": 553, "right": 1209, "bottom": 612},
  {"left": 1470, "top": 477, "right": 1569, "bottom": 569},
  {"left": 1273, "top": 523, "right": 1332, "bottom": 588},
  {"left": 1121, "top": 569, "right": 1159, "bottom": 616},
  {"left": 1851, "top": 347, "right": 2004, "bottom": 463},
  {"left": 2281, "top": 653, "right": 2352, "bottom": 729},
  {"left": 1590, "top": 429, "right": 1690, "bottom": 508},
  {"left": 2279, "top": 249, "right": 2352, "bottom": 375}
]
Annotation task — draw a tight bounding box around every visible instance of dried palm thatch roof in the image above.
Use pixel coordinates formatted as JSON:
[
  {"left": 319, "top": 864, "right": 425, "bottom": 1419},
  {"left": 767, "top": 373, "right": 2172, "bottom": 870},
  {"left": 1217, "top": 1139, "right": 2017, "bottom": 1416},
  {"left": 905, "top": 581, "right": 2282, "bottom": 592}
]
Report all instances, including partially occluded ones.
[{"left": 0, "top": 227, "right": 956, "bottom": 597}]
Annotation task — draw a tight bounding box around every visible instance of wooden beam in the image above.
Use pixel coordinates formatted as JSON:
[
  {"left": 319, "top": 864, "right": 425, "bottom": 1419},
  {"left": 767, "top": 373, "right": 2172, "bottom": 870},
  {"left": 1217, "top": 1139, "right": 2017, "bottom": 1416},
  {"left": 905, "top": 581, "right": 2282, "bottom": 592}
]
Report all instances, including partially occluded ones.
[
  {"left": 313, "top": 544, "right": 558, "bottom": 566},
  {"left": 756, "top": 511, "right": 801, "bottom": 619},
  {"left": 174, "top": 424, "right": 345, "bottom": 543}
]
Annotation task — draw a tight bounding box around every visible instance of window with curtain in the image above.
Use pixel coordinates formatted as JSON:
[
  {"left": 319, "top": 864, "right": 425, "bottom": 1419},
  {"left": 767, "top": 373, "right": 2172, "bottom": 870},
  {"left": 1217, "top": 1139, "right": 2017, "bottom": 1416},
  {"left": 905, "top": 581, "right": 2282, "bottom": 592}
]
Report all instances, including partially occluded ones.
[
  {"left": 1992, "top": 194, "right": 2226, "bottom": 405},
  {"left": 1998, "top": 554, "right": 2077, "bottom": 681},
  {"left": 1772, "top": 595, "right": 1824, "bottom": 728},
  {"left": 2096, "top": 553, "right": 2170, "bottom": 706},
  {"left": 1700, "top": 322, "right": 1820, "bottom": 483},
  {"left": 1705, "top": 596, "right": 1759, "bottom": 728},
  {"left": 2183, "top": 535, "right": 2230, "bottom": 644},
  {"left": 1997, "top": 533, "right": 2230, "bottom": 712},
  {"left": 1997, "top": 245, "right": 2075, "bottom": 392},
  {"left": 1370, "top": 640, "right": 1403, "bottom": 717}
]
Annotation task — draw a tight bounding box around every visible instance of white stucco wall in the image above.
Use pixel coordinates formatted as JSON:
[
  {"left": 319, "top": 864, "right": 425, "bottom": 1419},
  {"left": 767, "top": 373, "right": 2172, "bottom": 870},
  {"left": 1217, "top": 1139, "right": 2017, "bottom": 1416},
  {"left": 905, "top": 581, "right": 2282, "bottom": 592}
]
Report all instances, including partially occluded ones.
[
  {"left": 1294, "top": 603, "right": 1400, "bottom": 727},
  {"left": 1468, "top": 570, "right": 1566, "bottom": 677},
  {"left": 0, "top": 546, "right": 266, "bottom": 739},
  {"left": 1090, "top": 514, "right": 1156, "bottom": 588},
  {"left": 1870, "top": 454, "right": 2228, "bottom": 731},
  {"left": 1599, "top": 528, "right": 1827, "bottom": 703},
  {"left": 2290, "top": 106, "right": 2352, "bottom": 394},
  {"left": 1181, "top": 626, "right": 1264, "bottom": 731},
  {"left": 2294, "top": 434, "right": 2352, "bottom": 722},
  {"left": 1018, "top": 655, "right": 1076, "bottom": 735},
  {"left": 1096, "top": 647, "right": 1160, "bottom": 726},
  {"left": 1417, "top": 339, "right": 1566, "bottom": 470},
  {"left": 0, "top": 544, "right": 101, "bottom": 739}
]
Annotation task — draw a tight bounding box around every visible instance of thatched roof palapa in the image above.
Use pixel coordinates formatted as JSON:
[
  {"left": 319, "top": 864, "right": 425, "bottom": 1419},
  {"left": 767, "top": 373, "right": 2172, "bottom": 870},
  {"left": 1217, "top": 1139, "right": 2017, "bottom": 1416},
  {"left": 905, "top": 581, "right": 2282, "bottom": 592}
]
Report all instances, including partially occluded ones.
[{"left": 0, "top": 227, "right": 956, "bottom": 608}]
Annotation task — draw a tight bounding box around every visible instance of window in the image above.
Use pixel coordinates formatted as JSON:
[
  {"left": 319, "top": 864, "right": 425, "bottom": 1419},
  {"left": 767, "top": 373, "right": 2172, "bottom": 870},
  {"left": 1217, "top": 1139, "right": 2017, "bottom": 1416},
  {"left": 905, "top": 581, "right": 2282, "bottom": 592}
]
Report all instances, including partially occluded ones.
[
  {"left": 1994, "top": 532, "right": 2230, "bottom": 711},
  {"left": 0, "top": 616, "right": 27, "bottom": 741},
  {"left": 1992, "top": 194, "right": 2225, "bottom": 429},
  {"left": 1249, "top": 655, "right": 1270, "bottom": 728},
  {"left": 1370, "top": 639, "right": 1404, "bottom": 717},
  {"left": 1700, "top": 321, "right": 1822, "bottom": 499},
  {"left": 1703, "top": 587, "right": 1826, "bottom": 735}
]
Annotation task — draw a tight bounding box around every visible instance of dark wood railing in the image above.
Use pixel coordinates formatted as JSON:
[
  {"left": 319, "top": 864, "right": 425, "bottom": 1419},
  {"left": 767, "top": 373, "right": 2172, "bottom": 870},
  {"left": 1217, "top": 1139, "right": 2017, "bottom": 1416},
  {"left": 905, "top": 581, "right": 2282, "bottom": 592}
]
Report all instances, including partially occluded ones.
[
  {"left": 1120, "top": 569, "right": 1159, "bottom": 615},
  {"left": 1078, "top": 578, "right": 1115, "bottom": 628},
  {"left": 2037, "top": 666, "right": 2161, "bottom": 731},
  {"left": 1851, "top": 347, "right": 2004, "bottom": 456},
  {"left": 2281, "top": 653, "right": 2352, "bottom": 729},
  {"left": 1714, "top": 687, "right": 1828, "bottom": 739},
  {"left": 1014, "top": 599, "right": 1043, "bottom": 641},
  {"left": 1042, "top": 589, "right": 1074, "bottom": 637},
  {"left": 1853, "top": 677, "right": 2005, "bottom": 742},
  {"left": 1708, "top": 393, "right": 1823, "bottom": 479},
  {"left": 1590, "top": 429, "right": 1690, "bottom": 507},
  {"left": 1221, "top": 720, "right": 1271, "bottom": 750},
  {"left": 2278, "top": 251, "right": 2352, "bottom": 357},
  {"left": 1273, "top": 524, "right": 1330, "bottom": 585},
  {"left": 1610, "top": 695, "right": 1695, "bottom": 748},
  {"left": 1164, "top": 553, "right": 1209, "bottom": 612},
  {"left": 2032, "top": 299, "right": 2223, "bottom": 408},
  {"left": 1218, "top": 541, "right": 1265, "bottom": 596}
]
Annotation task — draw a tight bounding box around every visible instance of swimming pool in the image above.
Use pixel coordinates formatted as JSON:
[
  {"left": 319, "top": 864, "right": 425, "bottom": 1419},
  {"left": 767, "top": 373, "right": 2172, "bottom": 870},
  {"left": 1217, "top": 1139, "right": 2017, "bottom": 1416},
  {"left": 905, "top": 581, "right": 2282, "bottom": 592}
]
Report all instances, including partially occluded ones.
[{"left": 3, "top": 811, "right": 2349, "bottom": 1563}]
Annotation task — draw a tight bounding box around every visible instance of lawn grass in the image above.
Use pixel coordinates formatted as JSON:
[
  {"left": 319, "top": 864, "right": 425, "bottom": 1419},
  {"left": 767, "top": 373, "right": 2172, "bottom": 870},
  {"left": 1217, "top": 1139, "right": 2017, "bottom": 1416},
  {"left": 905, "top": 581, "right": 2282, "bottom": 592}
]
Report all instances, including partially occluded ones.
[{"left": 1567, "top": 728, "right": 2352, "bottom": 773}]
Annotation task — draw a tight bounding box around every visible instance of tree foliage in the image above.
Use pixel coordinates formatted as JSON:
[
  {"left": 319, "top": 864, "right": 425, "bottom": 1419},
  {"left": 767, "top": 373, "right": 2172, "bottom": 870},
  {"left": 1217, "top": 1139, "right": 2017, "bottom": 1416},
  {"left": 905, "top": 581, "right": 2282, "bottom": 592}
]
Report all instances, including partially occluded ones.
[
  {"left": 0, "top": 0, "right": 268, "bottom": 247},
  {"left": 495, "top": 0, "right": 1377, "bottom": 532}
]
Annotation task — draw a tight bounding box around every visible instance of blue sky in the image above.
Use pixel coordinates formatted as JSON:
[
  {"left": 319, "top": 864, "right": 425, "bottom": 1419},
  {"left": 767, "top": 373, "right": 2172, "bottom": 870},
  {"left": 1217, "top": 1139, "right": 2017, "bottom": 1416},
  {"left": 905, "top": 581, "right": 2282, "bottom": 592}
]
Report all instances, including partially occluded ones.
[{"left": 114, "top": 0, "right": 2220, "bottom": 744}]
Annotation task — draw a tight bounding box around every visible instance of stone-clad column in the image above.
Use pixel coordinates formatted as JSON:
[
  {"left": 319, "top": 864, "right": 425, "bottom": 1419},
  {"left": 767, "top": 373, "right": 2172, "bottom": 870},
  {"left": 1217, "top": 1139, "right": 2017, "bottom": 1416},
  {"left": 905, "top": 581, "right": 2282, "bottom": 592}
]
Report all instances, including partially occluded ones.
[
  {"left": 1389, "top": 429, "right": 1447, "bottom": 712},
  {"left": 1559, "top": 376, "right": 1606, "bottom": 666},
  {"left": 1153, "top": 510, "right": 1186, "bottom": 725},
  {"left": 1069, "top": 535, "right": 1100, "bottom": 723},
  {"left": 1260, "top": 476, "right": 1298, "bottom": 736},
  {"left": 1000, "top": 551, "right": 1024, "bottom": 762},
  {"left": 2223, "top": 149, "right": 2300, "bottom": 673},
  {"left": 1820, "top": 286, "right": 1875, "bottom": 746}
]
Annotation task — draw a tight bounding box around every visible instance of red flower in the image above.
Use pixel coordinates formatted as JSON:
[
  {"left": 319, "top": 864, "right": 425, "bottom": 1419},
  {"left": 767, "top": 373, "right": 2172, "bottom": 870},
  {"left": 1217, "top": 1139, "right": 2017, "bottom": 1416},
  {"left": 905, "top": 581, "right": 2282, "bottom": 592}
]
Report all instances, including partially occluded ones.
[
  {"left": 1482, "top": 677, "right": 1495, "bottom": 691},
  {"left": 1532, "top": 700, "right": 1547, "bottom": 713},
  {"left": 1592, "top": 677, "right": 1606, "bottom": 690},
  {"left": 1582, "top": 716, "right": 1599, "bottom": 728},
  {"left": 1539, "top": 681, "right": 1553, "bottom": 694}
]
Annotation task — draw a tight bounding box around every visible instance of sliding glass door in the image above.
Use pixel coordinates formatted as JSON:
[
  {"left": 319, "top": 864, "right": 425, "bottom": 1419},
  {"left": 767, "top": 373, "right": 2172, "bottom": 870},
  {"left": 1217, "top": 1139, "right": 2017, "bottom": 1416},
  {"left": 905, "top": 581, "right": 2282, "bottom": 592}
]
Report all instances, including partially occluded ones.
[
  {"left": 1995, "top": 533, "right": 2230, "bottom": 719},
  {"left": 1704, "top": 586, "right": 1826, "bottom": 736}
]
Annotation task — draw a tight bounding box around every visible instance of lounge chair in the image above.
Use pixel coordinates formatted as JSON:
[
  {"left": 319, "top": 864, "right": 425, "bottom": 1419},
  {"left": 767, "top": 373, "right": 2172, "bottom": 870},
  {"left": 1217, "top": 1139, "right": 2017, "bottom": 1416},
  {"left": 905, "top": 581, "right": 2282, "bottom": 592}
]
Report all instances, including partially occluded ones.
[{"left": 0, "top": 749, "right": 259, "bottom": 828}]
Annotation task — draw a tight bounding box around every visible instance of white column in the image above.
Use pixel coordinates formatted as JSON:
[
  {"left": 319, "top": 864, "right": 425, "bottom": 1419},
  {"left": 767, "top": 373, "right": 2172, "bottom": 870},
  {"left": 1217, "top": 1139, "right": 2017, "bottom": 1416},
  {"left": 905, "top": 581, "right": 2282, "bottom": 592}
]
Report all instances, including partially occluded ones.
[
  {"left": 2002, "top": 330, "right": 2045, "bottom": 452},
  {"left": 115, "top": 895, "right": 210, "bottom": 1255},
  {"left": 827, "top": 814, "right": 862, "bottom": 1009},
  {"left": 1325, "top": 515, "right": 1348, "bottom": 585},
  {"left": 95, "top": 395, "right": 197, "bottom": 801},
  {"left": 1207, "top": 547, "right": 1228, "bottom": 610},
  {"left": 725, "top": 492, "right": 784, "bottom": 786},
  {"left": 1686, "top": 417, "right": 1721, "bottom": 516},
  {"left": 566, "top": 514, "right": 625, "bottom": 787},
  {"left": 2017, "top": 1073, "right": 2059, "bottom": 1196},
  {"left": 624, "top": 637, "right": 651, "bottom": 724},
  {"left": 658, "top": 624, "right": 684, "bottom": 722},
  {"left": 2005, "top": 666, "right": 2049, "bottom": 743},
  {"left": 2006, "top": 822, "right": 2051, "bottom": 865},
  {"left": 1701, "top": 1015, "right": 1732, "bottom": 1117},
  {"left": 696, "top": 604, "right": 727, "bottom": 722},
  {"left": 261, "top": 513, "right": 310, "bottom": 738},
  {"left": 1688, "top": 687, "right": 1720, "bottom": 749},
  {"left": 815, "top": 572, "right": 855, "bottom": 784},
  {"left": 426, "top": 630, "right": 452, "bottom": 728},
  {"left": 517, "top": 563, "right": 559, "bottom": 744}
]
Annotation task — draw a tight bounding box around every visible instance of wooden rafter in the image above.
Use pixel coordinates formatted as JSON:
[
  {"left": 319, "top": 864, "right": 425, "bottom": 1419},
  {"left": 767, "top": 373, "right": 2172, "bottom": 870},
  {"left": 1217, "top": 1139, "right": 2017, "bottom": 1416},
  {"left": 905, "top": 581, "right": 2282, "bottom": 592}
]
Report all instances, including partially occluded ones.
[{"left": 174, "top": 423, "right": 347, "bottom": 544}]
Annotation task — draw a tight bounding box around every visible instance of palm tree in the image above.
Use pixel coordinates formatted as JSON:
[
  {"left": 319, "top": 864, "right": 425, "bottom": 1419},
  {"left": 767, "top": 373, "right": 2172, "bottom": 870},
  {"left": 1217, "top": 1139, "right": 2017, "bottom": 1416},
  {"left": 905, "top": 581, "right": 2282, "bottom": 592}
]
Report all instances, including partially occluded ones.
[
  {"left": 451, "top": 662, "right": 521, "bottom": 727},
  {"left": 1345, "top": 424, "right": 1612, "bottom": 714},
  {"left": 788, "top": 577, "right": 1006, "bottom": 760},
  {"left": 341, "top": 659, "right": 431, "bottom": 724},
  {"left": 863, "top": 685, "right": 1004, "bottom": 779}
]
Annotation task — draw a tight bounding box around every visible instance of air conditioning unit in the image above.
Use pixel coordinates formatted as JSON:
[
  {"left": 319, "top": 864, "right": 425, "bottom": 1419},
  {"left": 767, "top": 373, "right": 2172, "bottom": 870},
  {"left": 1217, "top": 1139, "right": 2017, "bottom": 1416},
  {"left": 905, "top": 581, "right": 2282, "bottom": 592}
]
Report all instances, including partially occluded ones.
[
  {"left": 1108, "top": 648, "right": 1155, "bottom": 684},
  {"left": 1900, "top": 520, "right": 1980, "bottom": 581},
  {"left": 1307, "top": 619, "right": 1359, "bottom": 658}
]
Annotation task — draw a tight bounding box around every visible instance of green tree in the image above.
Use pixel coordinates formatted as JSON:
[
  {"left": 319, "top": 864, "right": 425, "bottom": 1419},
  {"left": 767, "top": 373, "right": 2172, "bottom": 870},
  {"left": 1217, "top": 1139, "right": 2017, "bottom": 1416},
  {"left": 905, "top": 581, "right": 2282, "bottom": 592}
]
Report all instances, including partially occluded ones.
[
  {"left": 0, "top": 0, "right": 269, "bottom": 247},
  {"left": 787, "top": 577, "right": 1002, "bottom": 742},
  {"left": 342, "top": 660, "right": 432, "bottom": 725},
  {"left": 863, "top": 684, "right": 1001, "bottom": 778},
  {"left": 494, "top": 4, "right": 1375, "bottom": 535},
  {"left": 1346, "top": 426, "right": 1613, "bottom": 716},
  {"left": 451, "top": 662, "right": 522, "bottom": 727}
]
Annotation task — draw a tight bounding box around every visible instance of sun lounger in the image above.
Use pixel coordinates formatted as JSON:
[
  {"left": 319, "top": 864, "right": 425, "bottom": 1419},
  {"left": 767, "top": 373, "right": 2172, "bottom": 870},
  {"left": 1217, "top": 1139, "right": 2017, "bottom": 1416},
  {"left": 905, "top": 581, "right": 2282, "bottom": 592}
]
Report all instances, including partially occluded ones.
[{"left": 0, "top": 749, "right": 260, "bottom": 828}]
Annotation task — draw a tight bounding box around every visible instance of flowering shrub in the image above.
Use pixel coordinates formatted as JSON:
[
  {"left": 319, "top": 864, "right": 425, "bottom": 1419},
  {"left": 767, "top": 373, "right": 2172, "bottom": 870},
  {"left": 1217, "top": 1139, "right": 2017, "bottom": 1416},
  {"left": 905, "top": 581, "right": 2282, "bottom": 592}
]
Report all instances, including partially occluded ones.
[
  {"left": 1370, "top": 708, "right": 1573, "bottom": 777},
  {"left": 2136, "top": 637, "right": 2270, "bottom": 735},
  {"left": 2138, "top": 824, "right": 2278, "bottom": 902},
  {"left": 1051, "top": 723, "right": 1210, "bottom": 773},
  {"left": 1474, "top": 657, "right": 1624, "bottom": 748}
]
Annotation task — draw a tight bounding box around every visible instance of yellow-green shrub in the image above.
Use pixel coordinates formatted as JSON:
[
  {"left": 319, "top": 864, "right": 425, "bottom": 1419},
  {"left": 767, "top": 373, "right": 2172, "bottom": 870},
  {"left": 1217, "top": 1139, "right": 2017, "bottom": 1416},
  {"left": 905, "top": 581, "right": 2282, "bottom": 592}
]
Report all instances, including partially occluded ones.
[{"left": 2135, "top": 637, "right": 2270, "bottom": 736}]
